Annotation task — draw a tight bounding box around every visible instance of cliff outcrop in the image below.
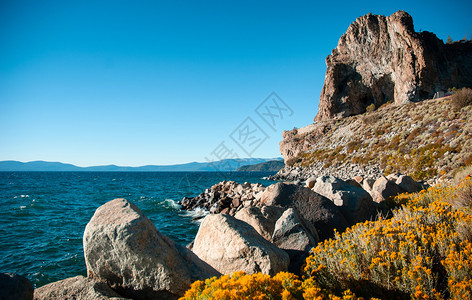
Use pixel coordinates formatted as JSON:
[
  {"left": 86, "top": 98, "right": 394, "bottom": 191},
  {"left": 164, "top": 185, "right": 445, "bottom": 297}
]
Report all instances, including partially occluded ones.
[{"left": 316, "top": 10, "right": 472, "bottom": 120}]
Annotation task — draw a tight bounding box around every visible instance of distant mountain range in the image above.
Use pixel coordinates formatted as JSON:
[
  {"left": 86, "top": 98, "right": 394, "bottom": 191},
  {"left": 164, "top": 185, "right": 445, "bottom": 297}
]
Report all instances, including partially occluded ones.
[{"left": 0, "top": 158, "right": 283, "bottom": 172}]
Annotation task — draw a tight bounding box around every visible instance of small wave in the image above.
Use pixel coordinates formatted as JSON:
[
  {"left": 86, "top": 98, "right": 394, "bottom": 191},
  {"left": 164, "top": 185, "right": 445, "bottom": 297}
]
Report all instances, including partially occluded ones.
[
  {"left": 184, "top": 207, "right": 209, "bottom": 223},
  {"left": 161, "top": 199, "right": 181, "bottom": 210},
  {"left": 19, "top": 206, "right": 26, "bottom": 209},
  {"left": 14, "top": 195, "right": 30, "bottom": 199}
]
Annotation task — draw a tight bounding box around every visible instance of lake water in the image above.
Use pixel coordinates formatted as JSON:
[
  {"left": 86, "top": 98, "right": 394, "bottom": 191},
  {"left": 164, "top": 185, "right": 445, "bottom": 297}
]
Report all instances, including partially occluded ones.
[{"left": 0, "top": 171, "right": 276, "bottom": 288}]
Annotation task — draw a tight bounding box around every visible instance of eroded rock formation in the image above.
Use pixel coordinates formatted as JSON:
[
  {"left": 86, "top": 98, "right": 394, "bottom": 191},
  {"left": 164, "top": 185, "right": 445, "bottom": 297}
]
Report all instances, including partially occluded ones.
[{"left": 316, "top": 10, "right": 472, "bottom": 120}]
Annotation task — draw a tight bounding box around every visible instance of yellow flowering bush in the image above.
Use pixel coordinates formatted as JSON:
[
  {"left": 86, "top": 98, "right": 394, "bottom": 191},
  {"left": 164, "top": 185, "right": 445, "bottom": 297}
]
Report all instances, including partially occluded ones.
[
  {"left": 180, "top": 178, "right": 472, "bottom": 299},
  {"left": 304, "top": 177, "right": 472, "bottom": 299},
  {"left": 180, "top": 271, "right": 366, "bottom": 300}
]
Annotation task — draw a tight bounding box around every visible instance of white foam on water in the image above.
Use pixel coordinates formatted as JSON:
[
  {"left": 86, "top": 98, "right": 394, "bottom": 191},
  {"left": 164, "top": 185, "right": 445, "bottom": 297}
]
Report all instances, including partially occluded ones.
[
  {"left": 161, "top": 199, "right": 181, "bottom": 210},
  {"left": 19, "top": 206, "right": 26, "bottom": 209},
  {"left": 184, "top": 207, "right": 209, "bottom": 223}
]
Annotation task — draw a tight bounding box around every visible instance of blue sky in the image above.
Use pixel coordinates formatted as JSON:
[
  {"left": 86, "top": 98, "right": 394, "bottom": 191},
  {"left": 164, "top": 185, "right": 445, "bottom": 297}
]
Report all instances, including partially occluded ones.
[{"left": 1, "top": 0, "right": 471, "bottom": 166}]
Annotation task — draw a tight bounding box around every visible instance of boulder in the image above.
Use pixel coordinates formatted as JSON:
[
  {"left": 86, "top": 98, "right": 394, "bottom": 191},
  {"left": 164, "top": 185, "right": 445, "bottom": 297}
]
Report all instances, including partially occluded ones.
[
  {"left": 371, "top": 176, "right": 406, "bottom": 203},
  {"left": 259, "top": 182, "right": 349, "bottom": 240},
  {"left": 353, "top": 176, "right": 364, "bottom": 185},
  {"left": 305, "top": 176, "right": 317, "bottom": 189},
  {"left": 234, "top": 206, "right": 284, "bottom": 240},
  {"left": 83, "top": 198, "right": 219, "bottom": 300},
  {"left": 395, "top": 175, "right": 423, "bottom": 193},
  {"left": 363, "top": 178, "right": 375, "bottom": 193},
  {"left": 312, "top": 175, "right": 376, "bottom": 225},
  {"left": 0, "top": 273, "right": 33, "bottom": 300},
  {"left": 33, "top": 276, "right": 127, "bottom": 300},
  {"left": 345, "top": 178, "right": 362, "bottom": 188},
  {"left": 386, "top": 173, "right": 402, "bottom": 182},
  {"left": 272, "top": 208, "right": 319, "bottom": 274},
  {"left": 192, "top": 214, "right": 289, "bottom": 275}
]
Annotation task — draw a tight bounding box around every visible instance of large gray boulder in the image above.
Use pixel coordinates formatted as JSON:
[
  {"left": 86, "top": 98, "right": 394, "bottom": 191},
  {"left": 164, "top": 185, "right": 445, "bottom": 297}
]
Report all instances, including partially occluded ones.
[
  {"left": 83, "top": 198, "right": 219, "bottom": 300},
  {"left": 0, "top": 273, "right": 33, "bottom": 300},
  {"left": 234, "top": 206, "right": 284, "bottom": 240},
  {"left": 312, "top": 175, "right": 377, "bottom": 225},
  {"left": 259, "top": 182, "right": 349, "bottom": 240},
  {"left": 371, "top": 176, "right": 406, "bottom": 203},
  {"left": 192, "top": 214, "right": 289, "bottom": 275},
  {"left": 272, "top": 208, "right": 319, "bottom": 251},
  {"left": 395, "top": 175, "right": 423, "bottom": 193},
  {"left": 33, "top": 276, "right": 127, "bottom": 300},
  {"left": 272, "top": 208, "right": 319, "bottom": 274}
]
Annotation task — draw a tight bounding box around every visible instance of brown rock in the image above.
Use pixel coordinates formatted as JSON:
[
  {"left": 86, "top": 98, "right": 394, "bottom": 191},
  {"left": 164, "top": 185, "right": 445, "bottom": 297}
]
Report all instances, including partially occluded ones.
[
  {"left": 371, "top": 176, "right": 406, "bottom": 203},
  {"left": 315, "top": 11, "right": 472, "bottom": 121},
  {"left": 272, "top": 208, "right": 319, "bottom": 252},
  {"left": 353, "top": 176, "right": 364, "bottom": 185},
  {"left": 396, "top": 175, "right": 423, "bottom": 193},
  {"left": 272, "top": 208, "right": 319, "bottom": 274},
  {"left": 192, "top": 214, "right": 289, "bottom": 275},
  {"left": 232, "top": 198, "right": 240, "bottom": 208},
  {"left": 305, "top": 176, "right": 317, "bottom": 189},
  {"left": 234, "top": 206, "right": 284, "bottom": 240},
  {"left": 33, "top": 276, "right": 127, "bottom": 300},
  {"left": 83, "top": 198, "right": 219, "bottom": 300},
  {"left": 259, "top": 182, "right": 349, "bottom": 240},
  {"left": 312, "top": 175, "right": 377, "bottom": 225}
]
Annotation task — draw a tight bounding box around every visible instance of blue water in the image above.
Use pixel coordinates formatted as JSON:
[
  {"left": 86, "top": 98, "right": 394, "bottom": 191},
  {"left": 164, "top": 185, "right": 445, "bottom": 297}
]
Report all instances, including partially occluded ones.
[{"left": 0, "top": 171, "right": 276, "bottom": 288}]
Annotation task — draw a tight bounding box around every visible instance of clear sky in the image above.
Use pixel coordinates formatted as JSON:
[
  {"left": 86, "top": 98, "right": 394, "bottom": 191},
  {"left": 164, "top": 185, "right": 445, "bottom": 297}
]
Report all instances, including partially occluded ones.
[{"left": 1, "top": 0, "right": 471, "bottom": 167}]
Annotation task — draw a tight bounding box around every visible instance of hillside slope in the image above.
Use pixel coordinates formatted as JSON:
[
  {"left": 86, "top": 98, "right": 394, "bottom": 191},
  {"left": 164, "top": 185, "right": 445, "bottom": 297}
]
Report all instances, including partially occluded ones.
[{"left": 276, "top": 96, "right": 472, "bottom": 184}]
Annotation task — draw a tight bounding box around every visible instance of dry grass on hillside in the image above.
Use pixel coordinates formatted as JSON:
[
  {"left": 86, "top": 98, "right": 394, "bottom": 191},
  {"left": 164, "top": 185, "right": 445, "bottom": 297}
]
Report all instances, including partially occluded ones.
[{"left": 288, "top": 94, "right": 472, "bottom": 182}]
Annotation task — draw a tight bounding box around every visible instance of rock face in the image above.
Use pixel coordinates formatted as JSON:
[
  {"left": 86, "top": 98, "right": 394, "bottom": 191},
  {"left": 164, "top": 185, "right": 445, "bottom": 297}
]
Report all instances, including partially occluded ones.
[
  {"left": 192, "top": 214, "right": 290, "bottom": 275},
  {"left": 272, "top": 208, "right": 319, "bottom": 251},
  {"left": 234, "top": 206, "right": 284, "bottom": 240},
  {"left": 316, "top": 10, "right": 472, "bottom": 121},
  {"left": 371, "top": 176, "right": 406, "bottom": 203},
  {"left": 258, "top": 182, "right": 349, "bottom": 240},
  {"left": 83, "top": 198, "right": 219, "bottom": 300},
  {"left": 33, "top": 276, "right": 127, "bottom": 300},
  {"left": 0, "top": 273, "right": 33, "bottom": 300},
  {"left": 312, "top": 175, "right": 377, "bottom": 225},
  {"left": 396, "top": 175, "right": 424, "bottom": 193},
  {"left": 272, "top": 208, "right": 319, "bottom": 274}
]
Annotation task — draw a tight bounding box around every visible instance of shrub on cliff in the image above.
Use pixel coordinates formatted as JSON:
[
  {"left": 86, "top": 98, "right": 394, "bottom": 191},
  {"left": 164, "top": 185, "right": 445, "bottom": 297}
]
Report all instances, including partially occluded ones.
[{"left": 451, "top": 87, "right": 472, "bottom": 110}]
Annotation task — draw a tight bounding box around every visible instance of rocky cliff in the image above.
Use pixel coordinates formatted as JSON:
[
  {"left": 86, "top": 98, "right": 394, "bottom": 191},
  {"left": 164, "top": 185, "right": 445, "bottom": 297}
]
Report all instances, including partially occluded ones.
[{"left": 316, "top": 10, "right": 472, "bottom": 120}]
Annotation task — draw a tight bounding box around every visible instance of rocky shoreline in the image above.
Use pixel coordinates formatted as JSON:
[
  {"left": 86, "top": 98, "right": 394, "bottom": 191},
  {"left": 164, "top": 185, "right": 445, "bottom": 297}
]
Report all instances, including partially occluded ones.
[
  {"left": 1, "top": 171, "right": 426, "bottom": 300},
  {"left": 2, "top": 8, "right": 469, "bottom": 299},
  {"left": 268, "top": 162, "right": 384, "bottom": 182}
]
